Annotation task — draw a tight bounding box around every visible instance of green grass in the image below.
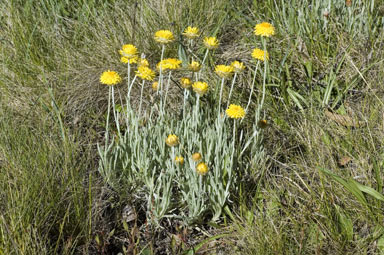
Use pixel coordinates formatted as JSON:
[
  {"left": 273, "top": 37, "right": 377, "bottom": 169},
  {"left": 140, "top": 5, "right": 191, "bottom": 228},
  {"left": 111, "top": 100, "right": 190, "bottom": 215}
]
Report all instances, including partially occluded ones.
[{"left": 1, "top": 0, "right": 384, "bottom": 254}]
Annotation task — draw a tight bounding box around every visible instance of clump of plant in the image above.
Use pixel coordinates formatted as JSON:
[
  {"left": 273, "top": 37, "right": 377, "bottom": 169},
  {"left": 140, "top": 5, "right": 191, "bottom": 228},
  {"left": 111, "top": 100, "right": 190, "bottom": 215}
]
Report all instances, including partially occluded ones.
[{"left": 97, "top": 22, "right": 275, "bottom": 224}]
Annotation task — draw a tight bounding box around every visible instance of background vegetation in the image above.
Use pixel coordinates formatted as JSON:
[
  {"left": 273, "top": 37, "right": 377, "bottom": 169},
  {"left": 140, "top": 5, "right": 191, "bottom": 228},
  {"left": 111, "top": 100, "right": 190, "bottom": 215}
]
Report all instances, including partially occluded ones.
[{"left": 1, "top": 0, "right": 384, "bottom": 254}]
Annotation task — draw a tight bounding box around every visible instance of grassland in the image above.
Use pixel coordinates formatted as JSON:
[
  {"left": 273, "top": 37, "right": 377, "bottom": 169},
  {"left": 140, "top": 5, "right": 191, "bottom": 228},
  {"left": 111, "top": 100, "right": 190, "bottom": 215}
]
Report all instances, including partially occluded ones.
[{"left": 1, "top": 0, "right": 384, "bottom": 254}]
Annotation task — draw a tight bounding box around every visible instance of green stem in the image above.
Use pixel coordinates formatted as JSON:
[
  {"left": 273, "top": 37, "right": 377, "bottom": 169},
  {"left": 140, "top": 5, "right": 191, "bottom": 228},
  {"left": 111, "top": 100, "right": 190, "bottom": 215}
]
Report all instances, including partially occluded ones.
[
  {"left": 226, "top": 73, "right": 238, "bottom": 108},
  {"left": 163, "top": 71, "right": 172, "bottom": 109},
  {"left": 260, "top": 38, "right": 268, "bottom": 109},
  {"left": 245, "top": 61, "right": 260, "bottom": 114},
  {"left": 111, "top": 86, "right": 120, "bottom": 136},
  {"left": 199, "top": 49, "right": 209, "bottom": 79},
  {"left": 218, "top": 77, "right": 225, "bottom": 117},
  {"left": 139, "top": 80, "right": 145, "bottom": 115},
  {"left": 104, "top": 86, "right": 111, "bottom": 153}
]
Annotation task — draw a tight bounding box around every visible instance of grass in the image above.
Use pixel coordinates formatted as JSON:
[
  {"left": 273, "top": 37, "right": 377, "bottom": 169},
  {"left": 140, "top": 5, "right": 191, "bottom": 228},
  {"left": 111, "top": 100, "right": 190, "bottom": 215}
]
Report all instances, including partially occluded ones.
[{"left": 1, "top": 0, "right": 384, "bottom": 254}]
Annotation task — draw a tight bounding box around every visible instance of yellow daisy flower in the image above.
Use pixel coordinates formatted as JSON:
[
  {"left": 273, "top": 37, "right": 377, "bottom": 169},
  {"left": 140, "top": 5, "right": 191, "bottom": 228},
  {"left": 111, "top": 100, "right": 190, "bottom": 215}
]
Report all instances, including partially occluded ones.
[
  {"left": 215, "top": 65, "right": 235, "bottom": 78},
  {"left": 251, "top": 48, "right": 269, "bottom": 61},
  {"left": 138, "top": 58, "right": 149, "bottom": 67},
  {"left": 188, "top": 61, "right": 201, "bottom": 72},
  {"left": 100, "top": 70, "right": 121, "bottom": 86},
  {"left": 154, "top": 30, "right": 175, "bottom": 44},
  {"left": 192, "top": 152, "right": 202, "bottom": 162},
  {"left": 119, "top": 44, "right": 138, "bottom": 59},
  {"left": 203, "top": 37, "right": 219, "bottom": 49},
  {"left": 165, "top": 134, "right": 179, "bottom": 147},
  {"left": 152, "top": 81, "right": 159, "bottom": 91},
  {"left": 183, "top": 26, "right": 199, "bottom": 39},
  {"left": 254, "top": 22, "right": 275, "bottom": 37},
  {"left": 175, "top": 156, "right": 184, "bottom": 165},
  {"left": 192, "top": 81, "right": 209, "bottom": 96},
  {"left": 231, "top": 61, "right": 245, "bottom": 73},
  {"left": 121, "top": 56, "right": 138, "bottom": 64},
  {"left": 180, "top": 77, "right": 191, "bottom": 89},
  {"left": 157, "top": 58, "right": 182, "bottom": 71},
  {"left": 136, "top": 66, "right": 156, "bottom": 81},
  {"left": 226, "top": 104, "right": 246, "bottom": 119},
  {"left": 196, "top": 162, "right": 209, "bottom": 176}
]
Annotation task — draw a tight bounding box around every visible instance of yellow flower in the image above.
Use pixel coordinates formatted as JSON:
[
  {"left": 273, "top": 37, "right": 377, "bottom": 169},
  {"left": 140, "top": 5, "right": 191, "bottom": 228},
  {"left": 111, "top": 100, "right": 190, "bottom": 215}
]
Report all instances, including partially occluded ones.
[
  {"left": 196, "top": 162, "right": 208, "bottom": 176},
  {"left": 138, "top": 58, "right": 149, "bottom": 67},
  {"left": 100, "top": 70, "right": 121, "bottom": 86},
  {"left": 188, "top": 61, "right": 201, "bottom": 72},
  {"left": 226, "top": 104, "right": 246, "bottom": 119},
  {"left": 192, "top": 152, "right": 202, "bottom": 162},
  {"left": 152, "top": 81, "right": 159, "bottom": 91},
  {"left": 157, "top": 58, "right": 182, "bottom": 71},
  {"left": 165, "top": 134, "right": 179, "bottom": 147},
  {"left": 119, "top": 44, "right": 138, "bottom": 59},
  {"left": 121, "top": 56, "right": 138, "bottom": 64},
  {"left": 175, "top": 156, "right": 184, "bottom": 165},
  {"left": 183, "top": 26, "right": 199, "bottom": 39},
  {"left": 154, "top": 30, "right": 175, "bottom": 44},
  {"left": 192, "top": 81, "right": 209, "bottom": 96},
  {"left": 180, "top": 77, "right": 191, "bottom": 89},
  {"left": 251, "top": 48, "right": 269, "bottom": 61},
  {"left": 254, "top": 22, "right": 275, "bottom": 37},
  {"left": 231, "top": 61, "right": 245, "bottom": 73},
  {"left": 215, "top": 65, "right": 234, "bottom": 78},
  {"left": 136, "top": 66, "right": 156, "bottom": 81},
  {"left": 203, "top": 37, "right": 219, "bottom": 49}
]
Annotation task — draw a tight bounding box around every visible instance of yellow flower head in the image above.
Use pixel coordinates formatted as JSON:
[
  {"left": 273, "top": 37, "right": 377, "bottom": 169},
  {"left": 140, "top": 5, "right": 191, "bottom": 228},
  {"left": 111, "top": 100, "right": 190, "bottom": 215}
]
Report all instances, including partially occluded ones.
[
  {"left": 183, "top": 26, "right": 199, "bottom": 39},
  {"left": 254, "top": 22, "right": 275, "bottom": 37},
  {"left": 196, "top": 162, "right": 209, "bottom": 176},
  {"left": 119, "top": 44, "right": 138, "bottom": 59},
  {"left": 175, "top": 156, "right": 184, "bottom": 165},
  {"left": 192, "top": 81, "right": 209, "bottom": 96},
  {"left": 203, "top": 37, "right": 219, "bottom": 49},
  {"left": 157, "top": 58, "right": 182, "bottom": 71},
  {"left": 231, "top": 61, "right": 246, "bottom": 73},
  {"left": 165, "top": 134, "right": 179, "bottom": 147},
  {"left": 136, "top": 66, "right": 156, "bottom": 81},
  {"left": 215, "top": 65, "right": 235, "bottom": 78},
  {"left": 154, "top": 30, "right": 175, "bottom": 44},
  {"left": 100, "top": 70, "right": 121, "bottom": 86},
  {"left": 138, "top": 58, "right": 149, "bottom": 67},
  {"left": 180, "top": 77, "right": 191, "bottom": 89},
  {"left": 152, "top": 81, "right": 159, "bottom": 91},
  {"left": 192, "top": 152, "right": 202, "bottom": 162},
  {"left": 188, "top": 61, "right": 201, "bottom": 72},
  {"left": 252, "top": 48, "right": 269, "bottom": 61},
  {"left": 121, "top": 56, "right": 138, "bottom": 64},
  {"left": 226, "top": 104, "right": 246, "bottom": 119}
]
